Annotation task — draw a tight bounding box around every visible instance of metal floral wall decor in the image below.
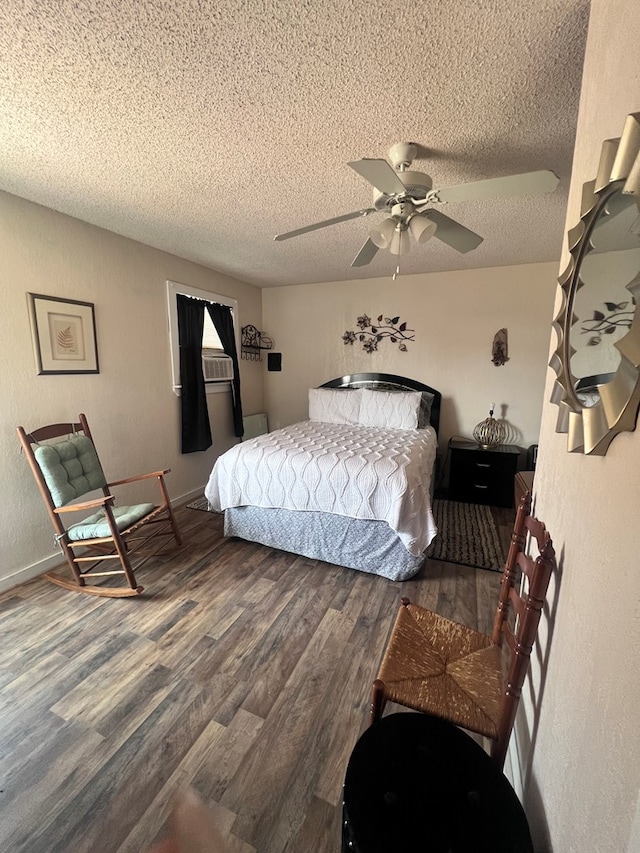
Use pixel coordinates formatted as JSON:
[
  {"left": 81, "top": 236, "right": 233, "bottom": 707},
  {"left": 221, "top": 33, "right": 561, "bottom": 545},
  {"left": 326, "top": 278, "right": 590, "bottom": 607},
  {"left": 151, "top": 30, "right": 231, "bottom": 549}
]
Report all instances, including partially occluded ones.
[
  {"left": 342, "top": 314, "right": 415, "bottom": 353},
  {"left": 580, "top": 300, "right": 635, "bottom": 347}
]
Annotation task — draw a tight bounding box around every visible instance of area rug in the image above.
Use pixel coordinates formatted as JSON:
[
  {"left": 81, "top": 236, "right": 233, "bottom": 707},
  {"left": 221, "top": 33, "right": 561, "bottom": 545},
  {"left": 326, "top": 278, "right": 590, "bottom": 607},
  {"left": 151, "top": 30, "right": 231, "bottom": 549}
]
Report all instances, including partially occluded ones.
[
  {"left": 186, "top": 496, "right": 211, "bottom": 512},
  {"left": 427, "top": 499, "right": 505, "bottom": 572}
]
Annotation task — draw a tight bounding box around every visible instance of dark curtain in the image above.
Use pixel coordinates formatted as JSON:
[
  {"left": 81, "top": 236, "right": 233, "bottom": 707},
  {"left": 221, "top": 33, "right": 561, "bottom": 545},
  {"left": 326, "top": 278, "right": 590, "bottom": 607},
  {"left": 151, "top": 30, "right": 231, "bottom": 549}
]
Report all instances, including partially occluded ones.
[
  {"left": 207, "top": 303, "right": 244, "bottom": 437},
  {"left": 177, "top": 294, "right": 212, "bottom": 453}
]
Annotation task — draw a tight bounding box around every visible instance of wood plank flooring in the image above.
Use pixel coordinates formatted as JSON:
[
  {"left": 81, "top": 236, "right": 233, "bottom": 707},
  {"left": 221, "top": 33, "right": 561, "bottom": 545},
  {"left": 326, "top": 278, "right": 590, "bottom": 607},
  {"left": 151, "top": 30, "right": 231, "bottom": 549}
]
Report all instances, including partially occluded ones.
[{"left": 0, "top": 503, "right": 513, "bottom": 853}]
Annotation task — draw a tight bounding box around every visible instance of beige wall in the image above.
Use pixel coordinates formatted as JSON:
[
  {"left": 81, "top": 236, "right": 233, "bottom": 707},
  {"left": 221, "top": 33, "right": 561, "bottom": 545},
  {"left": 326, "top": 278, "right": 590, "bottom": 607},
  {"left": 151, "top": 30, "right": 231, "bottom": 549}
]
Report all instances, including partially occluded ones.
[
  {"left": 262, "top": 263, "right": 558, "bottom": 456},
  {"left": 521, "top": 1, "right": 640, "bottom": 851},
  {"left": 1, "top": 191, "right": 263, "bottom": 591}
]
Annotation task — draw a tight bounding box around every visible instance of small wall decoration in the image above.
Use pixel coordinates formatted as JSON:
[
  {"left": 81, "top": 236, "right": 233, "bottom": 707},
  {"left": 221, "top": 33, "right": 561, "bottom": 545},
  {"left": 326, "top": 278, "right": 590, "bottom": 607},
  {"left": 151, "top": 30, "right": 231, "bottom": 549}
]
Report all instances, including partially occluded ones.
[
  {"left": 28, "top": 293, "right": 99, "bottom": 374},
  {"left": 580, "top": 300, "right": 635, "bottom": 346},
  {"left": 241, "top": 325, "right": 273, "bottom": 361},
  {"left": 342, "top": 313, "right": 415, "bottom": 354},
  {"left": 491, "top": 328, "right": 509, "bottom": 366}
]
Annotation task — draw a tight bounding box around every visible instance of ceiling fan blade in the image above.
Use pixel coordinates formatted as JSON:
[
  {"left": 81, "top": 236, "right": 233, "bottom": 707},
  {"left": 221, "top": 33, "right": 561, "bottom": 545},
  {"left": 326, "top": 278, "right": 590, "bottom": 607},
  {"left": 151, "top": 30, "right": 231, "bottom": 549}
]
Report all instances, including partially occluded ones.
[
  {"left": 351, "top": 238, "right": 380, "bottom": 267},
  {"left": 432, "top": 170, "right": 560, "bottom": 204},
  {"left": 274, "top": 208, "right": 375, "bottom": 241},
  {"left": 348, "top": 158, "right": 406, "bottom": 195},
  {"left": 427, "top": 210, "right": 483, "bottom": 253}
]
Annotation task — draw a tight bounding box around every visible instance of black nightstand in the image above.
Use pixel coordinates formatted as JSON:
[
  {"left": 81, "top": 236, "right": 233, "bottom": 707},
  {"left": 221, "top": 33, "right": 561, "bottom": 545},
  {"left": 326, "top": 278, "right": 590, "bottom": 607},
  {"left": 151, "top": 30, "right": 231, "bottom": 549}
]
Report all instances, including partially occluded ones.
[{"left": 448, "top": 439, "right": 520, "bottom": 508}]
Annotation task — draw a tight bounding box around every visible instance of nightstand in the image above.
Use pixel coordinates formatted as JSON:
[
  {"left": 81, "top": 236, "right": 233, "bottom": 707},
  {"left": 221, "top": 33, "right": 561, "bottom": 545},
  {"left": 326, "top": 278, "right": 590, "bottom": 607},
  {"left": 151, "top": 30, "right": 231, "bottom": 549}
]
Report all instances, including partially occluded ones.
[
  {"left": 515, "top": 470, "right": 535, "bottom": 507},
  {"left": 448, "top": 439, "right": 520, "bottom": 508}
]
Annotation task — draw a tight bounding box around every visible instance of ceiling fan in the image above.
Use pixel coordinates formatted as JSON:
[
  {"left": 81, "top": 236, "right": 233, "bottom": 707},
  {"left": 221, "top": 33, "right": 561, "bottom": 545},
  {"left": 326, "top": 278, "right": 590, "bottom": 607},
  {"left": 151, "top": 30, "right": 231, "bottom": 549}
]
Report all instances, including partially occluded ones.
[{"left": 274, "top": 142, "right": 560, "bottom": 269}]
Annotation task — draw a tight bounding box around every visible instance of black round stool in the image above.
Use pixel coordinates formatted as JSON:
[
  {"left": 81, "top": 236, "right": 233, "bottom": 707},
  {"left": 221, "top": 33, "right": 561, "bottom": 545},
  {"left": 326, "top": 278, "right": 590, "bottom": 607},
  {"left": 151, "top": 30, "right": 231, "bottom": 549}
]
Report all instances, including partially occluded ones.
[{"left": 342, "top": 713, "right": 533, "bottom": 853}]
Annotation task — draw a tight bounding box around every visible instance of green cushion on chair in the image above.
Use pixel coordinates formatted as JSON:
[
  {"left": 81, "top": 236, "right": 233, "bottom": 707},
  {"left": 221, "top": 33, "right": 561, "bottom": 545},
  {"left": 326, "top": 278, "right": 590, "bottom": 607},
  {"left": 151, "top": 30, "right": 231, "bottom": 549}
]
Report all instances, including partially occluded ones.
[
  {"left": 34, "top": 435, "right": 107, "bottom": 507},
  {"left": 67, "top": 503, "right": 156, "bottom": 541}
]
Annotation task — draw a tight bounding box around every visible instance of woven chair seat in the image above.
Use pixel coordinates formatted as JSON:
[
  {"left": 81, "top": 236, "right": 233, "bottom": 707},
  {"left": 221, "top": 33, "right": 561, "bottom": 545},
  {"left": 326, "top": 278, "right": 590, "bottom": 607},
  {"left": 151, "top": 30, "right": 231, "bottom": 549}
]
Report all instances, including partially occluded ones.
[
  {"left": 369, "top": 494, "right": 556, "bottom": 769},
  {"left": 377, "top": 603, "right": 503, "bottom": 739}
]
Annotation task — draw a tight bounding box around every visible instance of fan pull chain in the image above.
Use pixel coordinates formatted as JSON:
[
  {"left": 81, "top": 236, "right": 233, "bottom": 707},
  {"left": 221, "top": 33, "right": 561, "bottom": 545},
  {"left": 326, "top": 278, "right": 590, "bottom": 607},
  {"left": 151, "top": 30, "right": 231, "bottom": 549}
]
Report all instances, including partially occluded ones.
[{"left": 392, "top": 262, "right": 400, "bottom": 281}]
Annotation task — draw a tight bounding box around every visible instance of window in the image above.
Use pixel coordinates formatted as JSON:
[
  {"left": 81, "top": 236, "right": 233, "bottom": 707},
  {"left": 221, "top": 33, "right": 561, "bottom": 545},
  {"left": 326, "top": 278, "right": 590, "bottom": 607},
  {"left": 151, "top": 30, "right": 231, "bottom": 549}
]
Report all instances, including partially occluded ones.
[
  {"left": 202, "top": 312, "right": 224, "bottom": 353},
  {"left": 167, "top": 280, "right": 239, "bottom": 395}
]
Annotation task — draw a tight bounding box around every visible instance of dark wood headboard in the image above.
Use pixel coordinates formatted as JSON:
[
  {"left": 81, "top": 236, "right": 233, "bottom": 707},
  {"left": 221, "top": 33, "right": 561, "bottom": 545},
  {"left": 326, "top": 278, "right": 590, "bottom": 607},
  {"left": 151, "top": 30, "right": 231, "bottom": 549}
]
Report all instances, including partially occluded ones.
[{"left": 320, "top": 372, "right": 441, "bottom": 436}]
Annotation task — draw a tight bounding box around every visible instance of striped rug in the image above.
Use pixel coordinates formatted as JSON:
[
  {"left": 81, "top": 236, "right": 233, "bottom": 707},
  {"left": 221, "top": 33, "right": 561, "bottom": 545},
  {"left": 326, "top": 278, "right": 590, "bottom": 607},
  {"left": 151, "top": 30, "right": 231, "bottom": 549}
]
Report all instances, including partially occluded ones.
[
  {"left": 427, "top": 499, "right": 505, "bottom": 572},
  {"left": 186, "top": 496, "right": 211, "bottom": 512}
]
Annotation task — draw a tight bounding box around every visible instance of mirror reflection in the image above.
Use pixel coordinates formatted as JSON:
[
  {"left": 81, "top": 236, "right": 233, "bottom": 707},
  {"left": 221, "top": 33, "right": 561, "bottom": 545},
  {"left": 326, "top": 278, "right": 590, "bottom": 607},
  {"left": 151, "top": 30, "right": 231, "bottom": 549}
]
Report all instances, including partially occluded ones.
[
  {"left": 550, "top": 113, "right": 640, "bottom": 454},
  {"left": 571, "top": 189, "right": 640, "bottom": 406}
]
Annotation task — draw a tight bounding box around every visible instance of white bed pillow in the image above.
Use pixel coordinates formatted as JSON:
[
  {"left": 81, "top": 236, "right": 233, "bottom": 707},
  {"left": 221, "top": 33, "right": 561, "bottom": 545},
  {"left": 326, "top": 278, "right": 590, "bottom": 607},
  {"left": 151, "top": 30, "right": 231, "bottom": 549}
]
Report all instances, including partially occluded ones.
[
  {"left": 308, "top": 388, "right": 363, "bottom": 425},
  {"left": 359, "top": 388, "right": 422, "bottom": 430}
]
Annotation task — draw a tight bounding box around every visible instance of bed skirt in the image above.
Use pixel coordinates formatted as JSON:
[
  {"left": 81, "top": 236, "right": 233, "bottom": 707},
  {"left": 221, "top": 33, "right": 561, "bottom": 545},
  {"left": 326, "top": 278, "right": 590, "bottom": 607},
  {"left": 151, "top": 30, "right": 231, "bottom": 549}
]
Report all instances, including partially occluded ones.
[{"left": 224, "top": 506, "right": 426, "bottom": 582}]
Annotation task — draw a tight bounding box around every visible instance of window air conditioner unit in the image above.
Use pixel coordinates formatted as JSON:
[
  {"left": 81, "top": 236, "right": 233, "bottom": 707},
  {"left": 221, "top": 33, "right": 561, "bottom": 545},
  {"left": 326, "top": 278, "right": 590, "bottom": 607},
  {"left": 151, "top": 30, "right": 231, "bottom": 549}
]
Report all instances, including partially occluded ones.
[{"left": 202, "top": 355, "right": 233, "bottom": 381}]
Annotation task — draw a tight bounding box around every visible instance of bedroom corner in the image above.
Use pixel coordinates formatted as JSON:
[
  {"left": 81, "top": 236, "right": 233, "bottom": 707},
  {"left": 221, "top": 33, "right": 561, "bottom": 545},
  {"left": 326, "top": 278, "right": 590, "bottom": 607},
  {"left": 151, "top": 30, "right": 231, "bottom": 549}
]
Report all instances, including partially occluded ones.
[{"left": 0, "top": 191, "right": 263, "bottom": 592}]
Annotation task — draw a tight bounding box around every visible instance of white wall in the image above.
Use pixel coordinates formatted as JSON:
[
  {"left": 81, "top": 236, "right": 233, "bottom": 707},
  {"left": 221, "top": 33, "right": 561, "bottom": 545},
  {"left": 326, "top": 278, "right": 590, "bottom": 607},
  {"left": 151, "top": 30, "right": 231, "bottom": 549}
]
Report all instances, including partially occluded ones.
[
  {"left": 0, "top": 191, "right": 263, "bottom": 591},
  {"left": 520, "top": 2, "right": 640, "bottom": 851},
  {"left": 262, "top": 263, "right": 558, "bottom": 456}
]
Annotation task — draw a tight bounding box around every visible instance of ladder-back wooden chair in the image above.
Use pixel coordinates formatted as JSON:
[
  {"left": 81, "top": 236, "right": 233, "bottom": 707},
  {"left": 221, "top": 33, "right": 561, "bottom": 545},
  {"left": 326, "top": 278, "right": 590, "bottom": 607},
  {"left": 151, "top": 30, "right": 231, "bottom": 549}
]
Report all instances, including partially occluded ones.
[
  {"left": 17, "top": 413, "right": 182, "bottom": 597},
  {"left": 370, "top": 491, "right": 556, "bottom": 768}
]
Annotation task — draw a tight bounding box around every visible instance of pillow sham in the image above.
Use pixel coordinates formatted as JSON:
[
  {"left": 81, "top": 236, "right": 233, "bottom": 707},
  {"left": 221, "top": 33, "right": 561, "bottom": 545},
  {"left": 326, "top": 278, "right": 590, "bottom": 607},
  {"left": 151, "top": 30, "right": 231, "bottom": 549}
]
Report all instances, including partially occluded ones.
[
  {"left": 359, "top": 388, "right": 422, "bottom": 430},
  {"left": 308, "top": 388, "right": 363, "bottom": 425},
  {"left": 417, "top": 391, "right": 435, "bottom": 429}
]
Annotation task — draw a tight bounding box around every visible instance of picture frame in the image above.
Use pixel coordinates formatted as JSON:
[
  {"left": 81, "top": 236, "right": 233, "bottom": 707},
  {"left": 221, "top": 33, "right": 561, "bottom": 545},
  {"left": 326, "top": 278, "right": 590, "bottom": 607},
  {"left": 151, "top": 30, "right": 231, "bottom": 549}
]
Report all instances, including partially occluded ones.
[{"left": 28, "top": 293, "right": 99, "bottom": 375}]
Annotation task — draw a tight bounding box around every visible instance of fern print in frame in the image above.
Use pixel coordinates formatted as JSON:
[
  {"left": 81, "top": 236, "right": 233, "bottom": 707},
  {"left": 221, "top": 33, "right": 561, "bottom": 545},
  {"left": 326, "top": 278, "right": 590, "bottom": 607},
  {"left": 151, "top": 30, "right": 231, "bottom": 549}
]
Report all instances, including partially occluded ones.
[{"left": 28, "top": 293, "right": 99, "bottom": 374}]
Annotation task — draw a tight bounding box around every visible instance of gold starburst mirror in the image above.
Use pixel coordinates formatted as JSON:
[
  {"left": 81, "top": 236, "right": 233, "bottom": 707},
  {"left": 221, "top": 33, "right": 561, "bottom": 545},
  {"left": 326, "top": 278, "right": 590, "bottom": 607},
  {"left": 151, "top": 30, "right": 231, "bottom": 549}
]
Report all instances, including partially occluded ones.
[{"left": 550, "top": 112, "right": 640, "bottom": 455}]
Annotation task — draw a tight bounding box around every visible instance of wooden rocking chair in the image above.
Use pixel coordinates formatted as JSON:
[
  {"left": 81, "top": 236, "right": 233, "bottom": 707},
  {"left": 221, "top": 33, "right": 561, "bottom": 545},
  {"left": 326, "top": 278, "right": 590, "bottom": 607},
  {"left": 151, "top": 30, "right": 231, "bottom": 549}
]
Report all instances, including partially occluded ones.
[
  {"left": 17, "top": 413, "right": 182, "bottom": 597},
  {"left": 369, "top": 491, "right": 556, "bottom": 768}
]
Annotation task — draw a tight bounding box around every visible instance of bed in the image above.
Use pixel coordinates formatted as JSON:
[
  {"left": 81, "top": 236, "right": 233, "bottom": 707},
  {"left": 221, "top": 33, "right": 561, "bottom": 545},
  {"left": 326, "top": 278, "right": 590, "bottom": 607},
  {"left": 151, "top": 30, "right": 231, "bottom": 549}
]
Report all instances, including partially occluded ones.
[{"left": 204, "top": 373, "right": 441, "bottom": 581}]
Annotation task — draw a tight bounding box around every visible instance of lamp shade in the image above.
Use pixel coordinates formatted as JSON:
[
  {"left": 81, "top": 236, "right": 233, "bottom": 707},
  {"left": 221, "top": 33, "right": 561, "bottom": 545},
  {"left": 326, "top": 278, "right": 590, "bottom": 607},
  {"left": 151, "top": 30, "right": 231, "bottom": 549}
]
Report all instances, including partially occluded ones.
[
  {"left": 409, "top": 214, "right": 437, "bottom": 244},
  {"left": 472, "top": 409, "right": 506, "bottom": 449},
  {"left": 369, "top": 218, "right": 397, "bottom": 248},
  {"left": 390, "top": 228, "right": 411, "bottom": 256}
]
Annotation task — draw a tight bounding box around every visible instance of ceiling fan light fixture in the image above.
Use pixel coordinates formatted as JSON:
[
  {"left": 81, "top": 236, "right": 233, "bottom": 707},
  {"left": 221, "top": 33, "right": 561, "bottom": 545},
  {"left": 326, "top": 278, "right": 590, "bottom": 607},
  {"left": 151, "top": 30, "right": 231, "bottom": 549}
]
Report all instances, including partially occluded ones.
[
  {"left": 274, "top": 142, "right": 558, "bottom": 267},
  {"left": 369, "top": 217, "right": 396, "bottom": 248},
  {"left": 409, "top": 214, "right": 438, "bottom": 244},
  {"left": 389, "top": 227, "right": 411, "bottom": 256}
]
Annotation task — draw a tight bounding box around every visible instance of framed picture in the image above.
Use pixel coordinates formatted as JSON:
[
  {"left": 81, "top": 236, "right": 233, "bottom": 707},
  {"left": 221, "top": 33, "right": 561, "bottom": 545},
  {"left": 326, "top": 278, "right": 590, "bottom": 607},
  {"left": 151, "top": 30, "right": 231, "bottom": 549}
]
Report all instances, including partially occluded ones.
[{"left": 28, "top": 293, "right": 99, "bottom": 374}]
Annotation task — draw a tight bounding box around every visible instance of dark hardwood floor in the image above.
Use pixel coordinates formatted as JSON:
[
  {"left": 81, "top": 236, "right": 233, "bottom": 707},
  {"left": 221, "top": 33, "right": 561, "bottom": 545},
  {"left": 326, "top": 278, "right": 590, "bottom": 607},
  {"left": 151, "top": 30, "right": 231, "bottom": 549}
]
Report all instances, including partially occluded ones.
[{"left": 0, "top": 503, "right": 513, "bottom": 852}]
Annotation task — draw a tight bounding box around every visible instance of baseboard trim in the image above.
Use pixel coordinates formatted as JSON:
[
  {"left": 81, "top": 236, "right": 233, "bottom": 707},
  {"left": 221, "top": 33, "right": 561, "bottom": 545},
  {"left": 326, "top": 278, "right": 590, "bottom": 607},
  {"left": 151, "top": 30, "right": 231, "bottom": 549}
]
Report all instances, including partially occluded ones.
[
  {"left": 0, "top": 551, "right": 66, "bottom": 594},
  {"left": 177, "top": 486, "right": 207, "bottom": 506}
]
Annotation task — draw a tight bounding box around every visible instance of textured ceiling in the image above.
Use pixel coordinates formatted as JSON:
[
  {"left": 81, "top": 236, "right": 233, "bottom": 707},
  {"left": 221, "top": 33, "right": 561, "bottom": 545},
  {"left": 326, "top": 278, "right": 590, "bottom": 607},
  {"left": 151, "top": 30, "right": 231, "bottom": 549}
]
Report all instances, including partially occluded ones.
[{"left": 0, "top": 1, "right": 590, "bottom": 287}]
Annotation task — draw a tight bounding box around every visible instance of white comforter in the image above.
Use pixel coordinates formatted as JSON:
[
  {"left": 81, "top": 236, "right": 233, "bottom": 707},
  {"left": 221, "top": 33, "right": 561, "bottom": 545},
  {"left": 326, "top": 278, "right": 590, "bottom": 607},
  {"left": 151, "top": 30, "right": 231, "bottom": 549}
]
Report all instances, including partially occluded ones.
[{"left": 204, "top": 420, "right": 438, "bottom": 556}]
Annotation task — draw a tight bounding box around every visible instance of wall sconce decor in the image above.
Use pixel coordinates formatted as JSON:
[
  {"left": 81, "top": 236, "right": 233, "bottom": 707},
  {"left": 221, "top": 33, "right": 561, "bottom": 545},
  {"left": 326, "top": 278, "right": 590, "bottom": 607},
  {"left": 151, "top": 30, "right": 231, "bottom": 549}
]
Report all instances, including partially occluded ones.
[
  {"left": 342, "top": 313, "right": 415, "bottom": 354},
  {"left": 491, "top": 328, "right": 509, "bottom": 366},
  {"left": 241, "top": 325, "right": 273, "bottom": 361}
]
